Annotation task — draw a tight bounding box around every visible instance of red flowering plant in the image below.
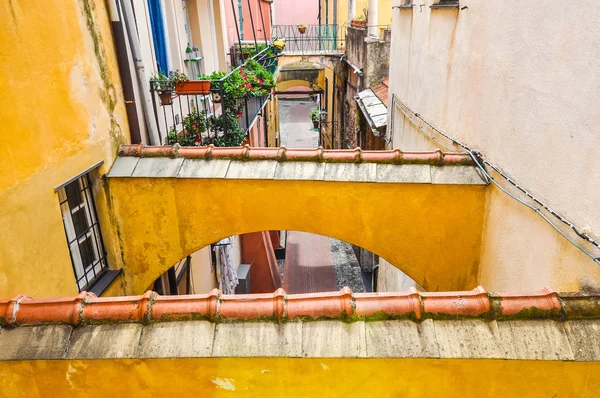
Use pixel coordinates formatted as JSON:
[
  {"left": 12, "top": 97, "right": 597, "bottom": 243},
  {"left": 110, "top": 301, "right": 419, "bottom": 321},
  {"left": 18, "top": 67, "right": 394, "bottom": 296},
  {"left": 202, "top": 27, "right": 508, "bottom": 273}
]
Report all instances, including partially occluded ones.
[{"left": 166, "top": 109, "right": 207, "bottom": 146}]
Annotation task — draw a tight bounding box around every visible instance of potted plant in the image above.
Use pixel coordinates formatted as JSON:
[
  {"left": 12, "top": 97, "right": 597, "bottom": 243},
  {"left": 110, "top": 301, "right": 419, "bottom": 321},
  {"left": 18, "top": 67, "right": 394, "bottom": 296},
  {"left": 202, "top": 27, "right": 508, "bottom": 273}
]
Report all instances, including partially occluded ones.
[
  {"left": 171, "top": 70, "right": 211, "bottom": 95},
  {"left": 272, "top": 38, "right": 286, "bottom": 54},
  {"left": 351, "top": 14, "right": 367, "bottom": 29},
  {"left": 297, "top": 24, "right": 307, "bottom": 34},
  {"left": 150, "top": 72, "right": 174, "bottom": 105},
  {"left": 311, "top": 108, "right": 319, "bottom": 129}
]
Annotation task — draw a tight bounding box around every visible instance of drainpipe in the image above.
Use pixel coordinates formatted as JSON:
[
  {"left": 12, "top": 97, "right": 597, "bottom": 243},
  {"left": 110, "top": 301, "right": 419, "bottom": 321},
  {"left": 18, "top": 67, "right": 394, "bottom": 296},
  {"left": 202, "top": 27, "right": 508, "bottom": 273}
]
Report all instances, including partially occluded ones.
[
  {"left": 119, "top": 0, "right": 161, "bottom": 145},
  {"left": 348, "top": 0, "right": 356, "bottom": 24},
  {"left": 106, "top": 0, "right": 142, "bottom": 144},
  {"left": 238, "top": 0, "right": 244, "bottom": 40},
  {"left": 368, "top": 0, "right": 378, "bottom": 36}
]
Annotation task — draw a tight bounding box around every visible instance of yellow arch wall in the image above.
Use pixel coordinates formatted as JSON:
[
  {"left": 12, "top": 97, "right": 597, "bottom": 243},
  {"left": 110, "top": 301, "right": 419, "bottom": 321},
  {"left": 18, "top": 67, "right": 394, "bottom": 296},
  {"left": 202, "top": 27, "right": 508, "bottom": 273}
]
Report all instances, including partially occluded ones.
[{"left": 108, "top": 178, "right": 486, "bottom": 294}]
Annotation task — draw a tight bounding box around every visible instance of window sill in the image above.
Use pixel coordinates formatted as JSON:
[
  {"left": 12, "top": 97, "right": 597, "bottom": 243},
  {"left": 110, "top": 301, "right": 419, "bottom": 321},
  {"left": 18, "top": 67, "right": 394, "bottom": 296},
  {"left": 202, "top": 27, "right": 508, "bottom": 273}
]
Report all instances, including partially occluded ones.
[
  {"left": 430, "top": 3, "right": 459, "bottom": 9},
  {"left": 396, "top": 5, "right": 414, "bottom": 9},
  {"left": 89, "top": 269, "right": 122, "bottom": 296}
]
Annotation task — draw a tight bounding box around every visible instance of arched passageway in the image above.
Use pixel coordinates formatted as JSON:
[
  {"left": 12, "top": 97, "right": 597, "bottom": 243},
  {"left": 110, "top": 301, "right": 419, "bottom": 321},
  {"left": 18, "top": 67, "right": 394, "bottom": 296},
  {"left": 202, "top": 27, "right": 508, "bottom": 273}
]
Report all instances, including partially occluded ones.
[{"left": 107, "top": 150, "right": 487, "bottom": 294}]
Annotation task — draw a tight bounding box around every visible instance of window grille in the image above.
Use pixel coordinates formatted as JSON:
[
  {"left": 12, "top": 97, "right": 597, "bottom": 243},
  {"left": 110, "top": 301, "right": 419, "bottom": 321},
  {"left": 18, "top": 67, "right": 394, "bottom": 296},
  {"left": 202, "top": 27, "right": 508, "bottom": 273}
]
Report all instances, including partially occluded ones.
[{"left": 58, "top": 174, "right": 108, "bottom": 291}]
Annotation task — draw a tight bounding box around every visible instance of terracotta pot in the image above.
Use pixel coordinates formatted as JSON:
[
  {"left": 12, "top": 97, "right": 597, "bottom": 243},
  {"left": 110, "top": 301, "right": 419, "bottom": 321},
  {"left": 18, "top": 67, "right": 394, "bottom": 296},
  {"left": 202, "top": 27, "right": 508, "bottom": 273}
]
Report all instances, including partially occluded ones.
[
  {"left": 351, "top": 20, "right": 367, "bottom": 29},
  {"left": 298, "top": 26, "right": 306, "bottom": 34},
  {"left": 158, "top": 92, "right": 173, "bottom": 106},
  {"left": 175, "top": 80, "right": 211, "bottom": 95}
]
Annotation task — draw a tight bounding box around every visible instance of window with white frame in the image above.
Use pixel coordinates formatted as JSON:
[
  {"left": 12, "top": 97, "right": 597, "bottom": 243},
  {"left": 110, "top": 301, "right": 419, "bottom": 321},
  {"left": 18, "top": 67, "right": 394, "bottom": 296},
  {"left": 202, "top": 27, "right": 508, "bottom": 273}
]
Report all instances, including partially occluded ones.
[{"left": 58, "top": 174, "right": 108, "bottom": 291}]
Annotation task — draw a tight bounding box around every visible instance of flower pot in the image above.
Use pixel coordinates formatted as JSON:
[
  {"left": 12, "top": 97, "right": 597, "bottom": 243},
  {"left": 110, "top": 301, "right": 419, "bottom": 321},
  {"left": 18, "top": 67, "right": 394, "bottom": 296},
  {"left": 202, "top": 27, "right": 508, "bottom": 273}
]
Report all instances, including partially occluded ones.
[
  {"left": 312, "top": 120, "right": 319, "bottom": 129},
  {"left": 298, "top": 27, "right": 306, "bottom": 34},
  {"left": 351, "top": 20, "right": 367, "bottom": 29},
  {"left": 175, "top": 80, "right": 211, "bottom": 95},
  {"left": 158, "top": 92, "right": 173, "bottom": 106}
]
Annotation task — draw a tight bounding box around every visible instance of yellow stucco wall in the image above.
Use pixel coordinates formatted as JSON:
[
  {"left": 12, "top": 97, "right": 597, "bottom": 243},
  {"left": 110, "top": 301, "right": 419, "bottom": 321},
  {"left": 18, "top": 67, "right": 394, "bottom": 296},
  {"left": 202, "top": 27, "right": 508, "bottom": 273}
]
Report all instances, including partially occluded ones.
[
  {"left": 1, "top": 358, "right": 599, "bottom": 396},
  {"left": 0, "top": 0, "right": 130, "bottom": 297},
  {"left": 108, "top": 177, "right": 486, "bottom": 294},
  {"left": 322, "top": 0, "right": 393, "bottom": 26}
]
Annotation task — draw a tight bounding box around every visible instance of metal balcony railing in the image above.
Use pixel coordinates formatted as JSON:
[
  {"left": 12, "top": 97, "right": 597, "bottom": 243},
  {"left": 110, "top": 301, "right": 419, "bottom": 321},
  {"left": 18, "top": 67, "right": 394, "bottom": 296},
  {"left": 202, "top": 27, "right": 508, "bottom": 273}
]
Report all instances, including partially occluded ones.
[
  {"left": 272, "top": 24, "right": 345, "bottom": 55},
  {"left": 149, "top": 46, "right": 278, "bottom": 146}
]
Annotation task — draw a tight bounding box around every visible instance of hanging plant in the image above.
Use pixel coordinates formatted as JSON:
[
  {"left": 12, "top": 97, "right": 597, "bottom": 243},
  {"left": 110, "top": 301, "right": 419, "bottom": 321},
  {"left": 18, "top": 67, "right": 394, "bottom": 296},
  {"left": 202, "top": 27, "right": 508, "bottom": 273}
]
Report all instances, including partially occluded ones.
[{"left": 150, "top": 72, "right": 174, "bottom": 106}]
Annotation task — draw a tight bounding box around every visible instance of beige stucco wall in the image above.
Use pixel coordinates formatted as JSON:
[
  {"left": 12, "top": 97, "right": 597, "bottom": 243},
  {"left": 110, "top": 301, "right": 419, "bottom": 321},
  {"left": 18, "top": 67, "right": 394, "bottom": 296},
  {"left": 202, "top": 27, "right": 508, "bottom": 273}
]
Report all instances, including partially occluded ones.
[{"left": 387, "top": 0, "right": 600, "bottom": 291}]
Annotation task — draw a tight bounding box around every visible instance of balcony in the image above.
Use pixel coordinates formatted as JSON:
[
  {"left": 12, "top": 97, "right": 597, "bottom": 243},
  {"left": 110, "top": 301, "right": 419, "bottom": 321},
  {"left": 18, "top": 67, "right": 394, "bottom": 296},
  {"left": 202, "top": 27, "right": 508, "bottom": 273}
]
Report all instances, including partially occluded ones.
[
  {"left": 272, "top": 24, "right": 345, "bottom": 55},
  {"left": 149, "top": 45, "right": 279, "bottom": 146}
]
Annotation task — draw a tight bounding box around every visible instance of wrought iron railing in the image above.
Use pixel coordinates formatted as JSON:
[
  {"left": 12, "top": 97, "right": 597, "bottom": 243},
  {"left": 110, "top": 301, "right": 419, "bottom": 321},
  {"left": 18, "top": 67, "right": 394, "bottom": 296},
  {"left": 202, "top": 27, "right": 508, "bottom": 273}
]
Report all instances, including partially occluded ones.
[
  {"left": 149, "top": 46, "right": 278, "bottom": 146},
  {"left": 272, "top": 24, "right": 345, "bottom": 55}
]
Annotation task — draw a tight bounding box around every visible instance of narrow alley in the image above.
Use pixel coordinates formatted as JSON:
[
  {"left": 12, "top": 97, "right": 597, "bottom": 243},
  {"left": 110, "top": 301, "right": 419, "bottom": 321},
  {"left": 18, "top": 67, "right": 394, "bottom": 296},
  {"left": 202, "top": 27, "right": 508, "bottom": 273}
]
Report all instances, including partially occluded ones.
[{"left": 278, "top": 97, "right": 366, "bottom": 294}]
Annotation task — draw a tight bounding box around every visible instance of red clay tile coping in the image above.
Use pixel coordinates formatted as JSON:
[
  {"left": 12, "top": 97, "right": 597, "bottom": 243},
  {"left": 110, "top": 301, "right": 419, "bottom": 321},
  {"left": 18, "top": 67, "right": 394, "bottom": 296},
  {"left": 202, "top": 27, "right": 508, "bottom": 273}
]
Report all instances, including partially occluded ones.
[
  {"left": 1, "top": 287, "right": 598, "bottom": 326},
  {"left": 117, "top": 144, "right": 474, "bottom": 166}
]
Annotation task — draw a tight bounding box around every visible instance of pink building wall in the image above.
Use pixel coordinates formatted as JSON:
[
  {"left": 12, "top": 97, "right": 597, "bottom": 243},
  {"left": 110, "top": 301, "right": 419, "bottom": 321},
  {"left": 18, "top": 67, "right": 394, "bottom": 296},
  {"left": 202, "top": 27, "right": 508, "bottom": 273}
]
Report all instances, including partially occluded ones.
[
  {"left": 224, "top": 0, "right": 272, "bottom": 52},
  {"left": 274, "top": 0, "right": 319, "bottom": 25}
]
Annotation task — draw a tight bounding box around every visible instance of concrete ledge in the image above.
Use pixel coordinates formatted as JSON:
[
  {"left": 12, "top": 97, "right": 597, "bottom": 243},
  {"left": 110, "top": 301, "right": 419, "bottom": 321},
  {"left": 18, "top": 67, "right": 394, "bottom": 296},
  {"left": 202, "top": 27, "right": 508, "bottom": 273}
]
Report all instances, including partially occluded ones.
[
  {"left": 67, "top": 324, "right": 143, "bottom": 359},
  {"left": 2, "top": 319, "right": 596, "bottom": 361},
  {"left": 366, "top": 319, "right": 439, "bottom": 358},
  {"left": 226, "top": 160, "right": 278, "bottom": 180},
  {"left": 107, "top": 155, "right": 488, "bottom": 185},
  {"left": 0, "top": 325, "right": 71, "bottom": 360},
  {"left": 274, "top": 162, "right": 326, "bottom": 181},
  {"left": 138, "top": 321, "right": 215, "bottom": 358},
  {"left": 302, "top": 321, "right": 366, "bottom": 357},
  {"left": 132, "top": 158, "right": 184, "bottom": 178},
  {"left": 212, "top": 322, "right": 303, "bottom": 357},
  {"left": 178, "top": 159, "right": 231, "bottom": 179}
]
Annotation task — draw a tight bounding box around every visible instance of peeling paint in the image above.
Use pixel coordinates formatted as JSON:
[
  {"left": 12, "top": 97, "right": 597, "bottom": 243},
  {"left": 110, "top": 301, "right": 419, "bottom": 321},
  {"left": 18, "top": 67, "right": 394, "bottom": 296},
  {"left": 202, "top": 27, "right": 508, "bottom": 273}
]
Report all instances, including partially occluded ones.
[{"left": 211, "top": 378, "right": 236, "bottom": 391}]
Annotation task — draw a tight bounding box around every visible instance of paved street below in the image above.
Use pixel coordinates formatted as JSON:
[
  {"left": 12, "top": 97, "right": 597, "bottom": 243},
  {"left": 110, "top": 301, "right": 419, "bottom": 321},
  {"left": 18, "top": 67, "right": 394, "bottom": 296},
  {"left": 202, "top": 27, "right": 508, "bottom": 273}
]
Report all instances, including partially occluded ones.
[{"left": 278, "top": 97, "right": 365, "bottom": 293}]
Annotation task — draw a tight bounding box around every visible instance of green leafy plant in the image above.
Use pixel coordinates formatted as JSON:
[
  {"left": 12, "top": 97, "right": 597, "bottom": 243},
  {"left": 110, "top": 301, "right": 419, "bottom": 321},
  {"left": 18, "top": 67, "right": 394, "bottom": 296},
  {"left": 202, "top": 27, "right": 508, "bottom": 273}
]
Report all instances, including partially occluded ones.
[
  {"left": 311, "top": 108, "right": 319, "bottom": 122},
  {"left": 169, "top": 70, "right": 189, "bottom": 86},
  {"left": 150, "top": 72, "right": 173, "bottom": 93},
  {"left": 166, "top": 109, "right": 207, "bottom": 146}
]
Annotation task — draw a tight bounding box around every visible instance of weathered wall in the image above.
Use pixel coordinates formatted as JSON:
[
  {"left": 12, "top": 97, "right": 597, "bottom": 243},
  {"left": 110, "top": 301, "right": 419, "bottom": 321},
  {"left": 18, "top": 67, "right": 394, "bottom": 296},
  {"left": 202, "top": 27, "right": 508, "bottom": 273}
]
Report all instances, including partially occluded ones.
[
  {"left": 108, "top": 177, "right": 486, "bottom": 294},
  {"left": 387, "top": 0, "right": 600, "bottom": 290},
  {"left": 364, "top": 28, "right": 391, "bottom": 86},
  {"left": 0, "top": 0, "right": 130, "bottom": 297}
]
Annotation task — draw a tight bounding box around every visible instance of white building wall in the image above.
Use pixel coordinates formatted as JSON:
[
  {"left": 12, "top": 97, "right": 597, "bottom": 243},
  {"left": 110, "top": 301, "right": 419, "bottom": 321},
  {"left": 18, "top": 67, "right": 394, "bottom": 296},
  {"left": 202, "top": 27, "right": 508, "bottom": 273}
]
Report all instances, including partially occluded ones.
[{"left": 385, "top": 0, "right": 600, "bottom": 291}]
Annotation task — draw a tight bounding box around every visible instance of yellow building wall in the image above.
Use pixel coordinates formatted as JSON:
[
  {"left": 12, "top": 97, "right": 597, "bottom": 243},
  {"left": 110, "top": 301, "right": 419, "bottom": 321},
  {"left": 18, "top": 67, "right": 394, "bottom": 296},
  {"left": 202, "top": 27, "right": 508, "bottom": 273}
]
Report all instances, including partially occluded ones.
[
  {"left": 1, "top": 358, "right": 599, "bottom": 397},
  {"left": 108, "top": 177, "right": 486, "bottom": 294},
  {"left": 321, "top": 0, "right": 393, "bottom": 26},
  {"left": 0, "top": 0, "right": 130, "bottom": 297}
]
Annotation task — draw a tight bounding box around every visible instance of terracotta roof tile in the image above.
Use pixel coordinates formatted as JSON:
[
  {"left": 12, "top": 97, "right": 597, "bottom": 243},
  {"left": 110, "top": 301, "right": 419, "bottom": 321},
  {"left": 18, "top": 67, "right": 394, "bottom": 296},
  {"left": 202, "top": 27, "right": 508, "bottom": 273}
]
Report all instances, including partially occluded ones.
[
  {"left": 2, "top": 287, "right": 599, "bottom": 326},
  {"left": 371, "top": 78, "right": 389, "bottom": 107},
  {"left": 117, "top": 145, "right": 474, "bottom": 166}
]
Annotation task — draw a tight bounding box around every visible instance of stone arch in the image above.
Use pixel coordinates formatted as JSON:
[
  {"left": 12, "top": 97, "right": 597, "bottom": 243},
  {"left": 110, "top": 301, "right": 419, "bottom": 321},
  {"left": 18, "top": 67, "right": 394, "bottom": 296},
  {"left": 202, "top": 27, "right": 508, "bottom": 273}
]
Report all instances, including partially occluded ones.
[{"left": 108, "top": 177, "right": 486, "bottom": 295}]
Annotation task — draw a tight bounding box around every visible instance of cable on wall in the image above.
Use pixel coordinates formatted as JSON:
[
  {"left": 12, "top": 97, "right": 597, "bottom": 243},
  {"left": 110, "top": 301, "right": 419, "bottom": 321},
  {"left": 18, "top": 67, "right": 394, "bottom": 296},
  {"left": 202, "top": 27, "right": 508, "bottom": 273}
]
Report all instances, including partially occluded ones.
[{"left": 392, "top": 94, "right": 600, "bottom": 266}]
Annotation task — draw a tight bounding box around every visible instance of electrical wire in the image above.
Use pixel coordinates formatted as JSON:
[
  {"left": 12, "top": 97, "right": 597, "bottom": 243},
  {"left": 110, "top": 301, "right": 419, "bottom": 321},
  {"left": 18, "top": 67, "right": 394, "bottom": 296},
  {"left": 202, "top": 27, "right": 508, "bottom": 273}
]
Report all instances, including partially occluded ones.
[{"left": 392, "top": 95, "right": 600, "bottom": 266}]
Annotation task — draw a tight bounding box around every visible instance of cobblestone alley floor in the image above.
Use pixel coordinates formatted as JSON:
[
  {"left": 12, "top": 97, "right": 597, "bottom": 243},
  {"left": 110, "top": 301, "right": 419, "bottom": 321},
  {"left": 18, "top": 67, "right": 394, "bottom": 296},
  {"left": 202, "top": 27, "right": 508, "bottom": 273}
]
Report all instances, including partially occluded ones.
[{"left": 278, "top": 98, "right": 365, "bottom": 293}]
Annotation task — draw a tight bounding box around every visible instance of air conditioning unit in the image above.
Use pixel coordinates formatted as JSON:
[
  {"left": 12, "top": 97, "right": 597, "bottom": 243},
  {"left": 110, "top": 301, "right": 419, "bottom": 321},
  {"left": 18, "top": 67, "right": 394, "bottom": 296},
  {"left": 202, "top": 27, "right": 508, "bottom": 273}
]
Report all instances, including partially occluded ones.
[{"left": 235, "top": 264, "right": 252, "bottom": 294}]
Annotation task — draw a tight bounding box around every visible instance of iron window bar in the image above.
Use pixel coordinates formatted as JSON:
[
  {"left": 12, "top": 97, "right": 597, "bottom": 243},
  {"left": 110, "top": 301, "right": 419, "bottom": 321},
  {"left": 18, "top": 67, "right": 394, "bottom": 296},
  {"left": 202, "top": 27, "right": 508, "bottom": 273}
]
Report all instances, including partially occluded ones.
[{"left": 58, "top": 174, "right": 109, "bottom": 291}]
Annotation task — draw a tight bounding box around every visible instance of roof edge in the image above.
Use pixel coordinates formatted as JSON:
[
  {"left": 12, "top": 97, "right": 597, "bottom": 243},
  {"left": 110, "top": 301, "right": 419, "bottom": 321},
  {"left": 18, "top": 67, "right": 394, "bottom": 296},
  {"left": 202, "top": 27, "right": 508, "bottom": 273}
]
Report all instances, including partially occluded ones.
[
  {"left": 1, "top": 287, "right": 599, "bottom": 327},
  {"left": 117, "top": 144, "right": 474, "bottom": 166}
]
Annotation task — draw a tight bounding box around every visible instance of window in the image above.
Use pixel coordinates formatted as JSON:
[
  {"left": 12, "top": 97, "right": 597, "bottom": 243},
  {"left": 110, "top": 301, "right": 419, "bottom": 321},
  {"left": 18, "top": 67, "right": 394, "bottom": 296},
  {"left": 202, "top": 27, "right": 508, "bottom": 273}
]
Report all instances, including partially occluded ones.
[
  {"left": 58, "top": 174, "right": 108, "bottom": 291},
  {"left": 431, "top": 0, "right": 459, "bottom": 8}
]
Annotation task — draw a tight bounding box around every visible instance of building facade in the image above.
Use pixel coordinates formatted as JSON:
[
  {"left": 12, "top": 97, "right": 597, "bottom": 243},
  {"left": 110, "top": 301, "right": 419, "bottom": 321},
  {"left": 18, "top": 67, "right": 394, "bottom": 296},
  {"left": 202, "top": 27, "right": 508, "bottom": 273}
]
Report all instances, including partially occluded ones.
[{"left": 379, "top": 0, "right": 600, "bottom": 292}]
